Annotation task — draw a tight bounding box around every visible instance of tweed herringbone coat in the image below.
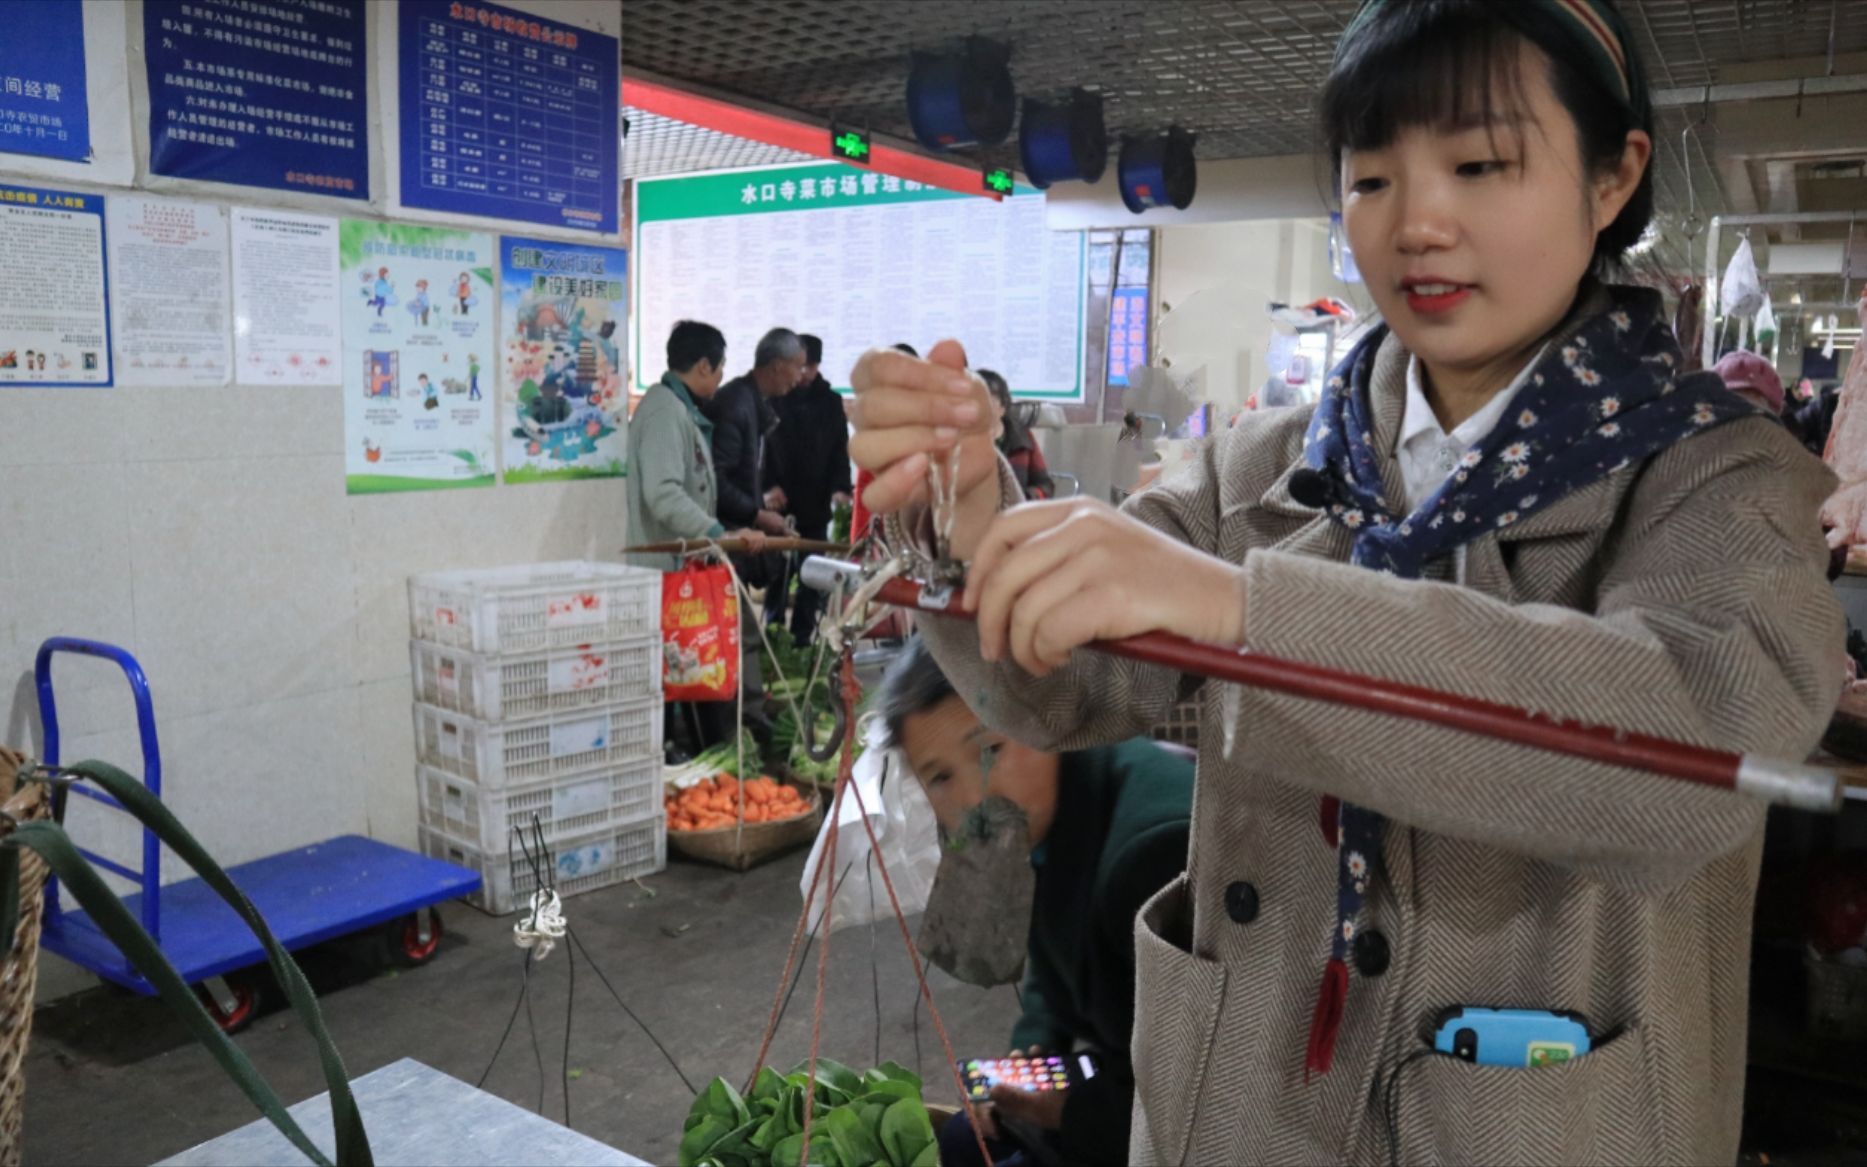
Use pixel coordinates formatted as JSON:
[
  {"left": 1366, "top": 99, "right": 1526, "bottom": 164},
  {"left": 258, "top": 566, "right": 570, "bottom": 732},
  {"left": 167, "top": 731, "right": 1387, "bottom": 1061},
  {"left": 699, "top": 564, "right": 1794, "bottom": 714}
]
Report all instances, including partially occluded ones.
[{"left": 911, "top": 300, "right": 1843, "bottom": 1166}]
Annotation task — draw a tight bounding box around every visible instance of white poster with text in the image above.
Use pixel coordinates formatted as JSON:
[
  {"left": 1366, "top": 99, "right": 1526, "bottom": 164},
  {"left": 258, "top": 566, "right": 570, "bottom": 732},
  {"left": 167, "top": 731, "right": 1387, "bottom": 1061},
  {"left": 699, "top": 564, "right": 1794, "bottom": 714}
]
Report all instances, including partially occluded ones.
[
  {"left": 106, "top": 197, "right": 231, "bottom": 386},
  {"left": 232, "top": 208, "right": 341, "bottom": 386}
]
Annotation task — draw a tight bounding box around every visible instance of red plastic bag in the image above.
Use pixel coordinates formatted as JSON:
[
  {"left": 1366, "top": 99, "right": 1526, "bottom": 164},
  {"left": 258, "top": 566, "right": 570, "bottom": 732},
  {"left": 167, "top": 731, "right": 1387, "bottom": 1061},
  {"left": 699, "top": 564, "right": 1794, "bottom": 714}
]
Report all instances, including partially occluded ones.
[{"left": 662, "top": 563, "right": 739, "bottom": 702}]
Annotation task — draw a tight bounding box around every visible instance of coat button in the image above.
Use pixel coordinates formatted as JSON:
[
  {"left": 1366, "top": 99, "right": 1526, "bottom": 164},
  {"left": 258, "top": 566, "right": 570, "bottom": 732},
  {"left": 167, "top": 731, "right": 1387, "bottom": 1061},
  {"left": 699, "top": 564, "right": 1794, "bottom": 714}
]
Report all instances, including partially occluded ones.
[
  {"left": 1353, "top": 928, "right": 1391, "bottom": 977},
  {"left": 1224, "top": 880, "right": 1259, "bottom": 924}
]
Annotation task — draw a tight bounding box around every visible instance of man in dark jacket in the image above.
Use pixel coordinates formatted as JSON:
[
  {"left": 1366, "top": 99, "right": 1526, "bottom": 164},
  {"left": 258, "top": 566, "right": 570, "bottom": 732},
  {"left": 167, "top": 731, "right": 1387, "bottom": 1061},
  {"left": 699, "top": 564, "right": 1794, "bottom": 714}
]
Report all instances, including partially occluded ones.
[
  {"left": 700, "top": 328, "right": 805, "bottom": 755},
  {"left": 878, "top": 639, "right": 1192, "bottom": 1167},
  {"left": 764, "top": 333, "right": 853, "bottom": 645}
]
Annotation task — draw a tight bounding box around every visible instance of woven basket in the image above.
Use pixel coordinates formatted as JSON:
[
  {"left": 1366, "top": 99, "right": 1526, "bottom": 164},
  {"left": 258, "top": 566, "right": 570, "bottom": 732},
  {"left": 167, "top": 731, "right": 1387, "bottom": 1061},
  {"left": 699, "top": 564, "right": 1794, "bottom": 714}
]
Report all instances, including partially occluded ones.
[
  {"left": 667, "top": 785, "right": 823, "bottom": 872},
  {"left": 0, "top": 749, "right": 50, "bottom": 1167}
]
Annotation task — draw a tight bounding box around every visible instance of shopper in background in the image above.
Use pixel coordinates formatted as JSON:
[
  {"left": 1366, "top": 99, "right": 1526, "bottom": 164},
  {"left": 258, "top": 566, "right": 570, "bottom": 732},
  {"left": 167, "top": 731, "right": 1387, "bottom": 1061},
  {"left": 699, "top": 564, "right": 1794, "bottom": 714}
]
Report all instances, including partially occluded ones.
[
  {"left": 625, "top": 319, "right": 765, "bottom": 572},
  {"left": 880, "top": 638, "right": 1191, "bottom": 1167},
  {"left": 846, "top": 2, "right": 1842, "bottom": 1163},
  {"left": 702, "top": 327, "right": 807, "bottom": 756},
  {"left": 628, "top": 320, "right": 766, "bottom": 763},
  {"left": 710, "top": 327, "right": 807, "bottom": 541},
  {"left": 764, "top": 333, "right": 854, "bottom": 646},
  {"left": 981, "top": 368, "right": 1056, "bottom": 500}
]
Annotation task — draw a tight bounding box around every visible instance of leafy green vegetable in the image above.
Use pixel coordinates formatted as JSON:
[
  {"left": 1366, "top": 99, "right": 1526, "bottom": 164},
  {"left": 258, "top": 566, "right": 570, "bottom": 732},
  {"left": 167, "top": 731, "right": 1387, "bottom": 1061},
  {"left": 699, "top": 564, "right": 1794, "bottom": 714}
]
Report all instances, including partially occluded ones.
[
  {"left": 824, "top": 1107, "right": 885, "bottom": 1166},
  {"left": 751, "top": 1067, "right": 788, "bottom": 1103},
  {"left": 684, "top": 1062, "right": 933, "bottom": 1167},
  {"left": 878, "top": 1098, "right": 934, "bottom": 1167},
  {"left": 680, "top": 1115, "right": 735, "bottom": 1167}
]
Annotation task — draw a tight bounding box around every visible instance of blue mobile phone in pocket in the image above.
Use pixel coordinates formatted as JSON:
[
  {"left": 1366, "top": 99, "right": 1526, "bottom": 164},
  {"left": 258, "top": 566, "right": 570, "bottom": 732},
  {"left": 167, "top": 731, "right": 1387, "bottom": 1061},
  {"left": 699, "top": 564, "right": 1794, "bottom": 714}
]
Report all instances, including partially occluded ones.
[{"left": 1432, "top": 1007, "right": 1592, "bottom": 1068}]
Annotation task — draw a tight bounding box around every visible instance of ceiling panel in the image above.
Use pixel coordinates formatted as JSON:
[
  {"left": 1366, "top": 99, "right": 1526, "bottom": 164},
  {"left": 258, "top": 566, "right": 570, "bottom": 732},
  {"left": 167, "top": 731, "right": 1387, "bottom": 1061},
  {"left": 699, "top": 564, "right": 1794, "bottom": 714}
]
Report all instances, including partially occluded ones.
[{"left": 623, "top": 107, "right": 815, "bottom": 178}]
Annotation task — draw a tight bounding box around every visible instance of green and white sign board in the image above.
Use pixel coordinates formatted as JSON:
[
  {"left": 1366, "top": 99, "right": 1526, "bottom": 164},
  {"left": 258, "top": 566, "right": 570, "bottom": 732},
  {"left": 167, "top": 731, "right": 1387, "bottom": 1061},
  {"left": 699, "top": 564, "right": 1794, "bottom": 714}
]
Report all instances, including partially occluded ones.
[{"left": 631, "top": 162, "right": 1087, "bottom": 400}]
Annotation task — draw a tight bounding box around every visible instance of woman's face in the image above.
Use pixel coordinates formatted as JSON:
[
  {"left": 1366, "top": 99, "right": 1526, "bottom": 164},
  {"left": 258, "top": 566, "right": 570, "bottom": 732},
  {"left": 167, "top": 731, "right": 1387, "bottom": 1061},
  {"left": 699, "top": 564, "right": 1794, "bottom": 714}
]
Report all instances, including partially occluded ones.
[
  {"left": 1341, "top": 43, "right": 1647, "bottom": 382},
  {"left": 898, "top": 695, "right": 1058, "bottom": 847}
]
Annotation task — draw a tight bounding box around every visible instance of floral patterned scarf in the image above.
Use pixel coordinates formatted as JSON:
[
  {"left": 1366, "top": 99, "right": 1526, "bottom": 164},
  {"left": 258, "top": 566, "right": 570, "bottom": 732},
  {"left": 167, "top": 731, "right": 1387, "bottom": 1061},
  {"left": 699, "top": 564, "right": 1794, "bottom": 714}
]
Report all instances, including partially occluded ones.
[{"left": 1295, "top": 284, "right": 1758, "bottom": 1078}]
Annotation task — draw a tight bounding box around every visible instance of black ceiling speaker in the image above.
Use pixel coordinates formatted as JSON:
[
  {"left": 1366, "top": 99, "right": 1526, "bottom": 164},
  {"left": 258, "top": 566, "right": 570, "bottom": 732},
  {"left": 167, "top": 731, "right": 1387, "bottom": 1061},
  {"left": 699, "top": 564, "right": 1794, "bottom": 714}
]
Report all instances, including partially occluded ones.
[
  {"left": 1118, "top": 126, "right": 1198, "bottom": 214},
  {"left": 906, "top": 38, "right": 1015, "bottom": 151},
  {"left": 1019, "top": 89, "right": 1108, "bottom": 188}
]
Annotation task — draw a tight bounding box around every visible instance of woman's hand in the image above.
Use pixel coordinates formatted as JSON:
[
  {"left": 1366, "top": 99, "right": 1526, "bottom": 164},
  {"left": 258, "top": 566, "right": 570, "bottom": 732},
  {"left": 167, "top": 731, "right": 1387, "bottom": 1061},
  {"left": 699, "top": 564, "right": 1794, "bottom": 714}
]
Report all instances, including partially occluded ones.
[
  {"left": 965, "top": 498, "right": 1247, "bottom": 676},
  {"left": 848, "top": 340, "right": 1002, "bottom": 557}
]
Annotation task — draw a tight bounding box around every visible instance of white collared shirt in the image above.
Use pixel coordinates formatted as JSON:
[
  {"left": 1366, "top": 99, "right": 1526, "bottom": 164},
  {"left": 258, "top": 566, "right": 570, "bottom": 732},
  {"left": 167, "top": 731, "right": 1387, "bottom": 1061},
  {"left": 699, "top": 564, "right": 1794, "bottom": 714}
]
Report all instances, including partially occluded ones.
[{"left": 1395, "top": 350, "right": 1543, "bottom": 580}]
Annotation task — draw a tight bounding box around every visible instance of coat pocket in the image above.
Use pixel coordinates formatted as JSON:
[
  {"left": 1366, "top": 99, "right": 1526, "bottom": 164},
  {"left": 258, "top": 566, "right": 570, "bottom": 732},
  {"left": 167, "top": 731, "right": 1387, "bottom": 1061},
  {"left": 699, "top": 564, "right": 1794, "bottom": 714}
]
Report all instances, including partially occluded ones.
[
  {"left": 1130, "top": 875, "right": 1228, "bottom": 1167},
  {"left": 1395, "top": 1025, "right": 1659, "bottom": 1167}
]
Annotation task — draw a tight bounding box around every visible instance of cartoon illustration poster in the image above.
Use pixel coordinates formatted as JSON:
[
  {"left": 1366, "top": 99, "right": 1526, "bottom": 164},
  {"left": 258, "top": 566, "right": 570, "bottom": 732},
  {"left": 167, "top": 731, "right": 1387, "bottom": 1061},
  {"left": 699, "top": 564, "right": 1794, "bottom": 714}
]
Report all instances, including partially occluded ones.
[
  {"left": 340, "top": 220, "right": 496, "bottom": 493},
  {"left": 499, "top": 236, "right": 628, "bottom": 483}
]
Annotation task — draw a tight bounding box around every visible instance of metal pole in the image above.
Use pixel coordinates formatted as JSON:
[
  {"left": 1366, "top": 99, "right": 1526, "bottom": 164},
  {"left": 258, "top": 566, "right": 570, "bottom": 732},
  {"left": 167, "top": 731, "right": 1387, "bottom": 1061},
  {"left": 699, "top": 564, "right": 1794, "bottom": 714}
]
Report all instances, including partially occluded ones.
[{"left": 1702, "top": 216, "right": 1722, "bottom": 370}]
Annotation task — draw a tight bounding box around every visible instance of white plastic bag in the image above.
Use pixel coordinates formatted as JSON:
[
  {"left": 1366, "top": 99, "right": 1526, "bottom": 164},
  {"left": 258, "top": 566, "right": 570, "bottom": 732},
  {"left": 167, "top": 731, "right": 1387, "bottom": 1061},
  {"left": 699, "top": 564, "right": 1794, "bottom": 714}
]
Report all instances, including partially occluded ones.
[
  {"left": 798, "top": 717, "right": 941, "bottom": 935},
  {"left": 1720, "top": 236, "right": 1764, "bottom": 319}
]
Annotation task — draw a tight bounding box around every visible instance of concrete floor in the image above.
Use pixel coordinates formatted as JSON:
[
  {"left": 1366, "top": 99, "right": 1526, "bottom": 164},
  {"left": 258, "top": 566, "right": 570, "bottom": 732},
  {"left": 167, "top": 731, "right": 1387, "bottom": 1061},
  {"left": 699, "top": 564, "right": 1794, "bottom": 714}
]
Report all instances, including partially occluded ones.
[{"left": 20, "top": 849, "right": 1019, "bottom": 1166}]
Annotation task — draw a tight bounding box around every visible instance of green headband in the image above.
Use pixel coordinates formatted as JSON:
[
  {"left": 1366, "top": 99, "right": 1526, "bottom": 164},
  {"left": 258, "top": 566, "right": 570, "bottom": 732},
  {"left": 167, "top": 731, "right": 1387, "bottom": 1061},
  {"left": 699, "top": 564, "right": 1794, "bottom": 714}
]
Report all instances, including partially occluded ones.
[{"left": 1336, "top": 0, "right": 1647, "bottom": 123}]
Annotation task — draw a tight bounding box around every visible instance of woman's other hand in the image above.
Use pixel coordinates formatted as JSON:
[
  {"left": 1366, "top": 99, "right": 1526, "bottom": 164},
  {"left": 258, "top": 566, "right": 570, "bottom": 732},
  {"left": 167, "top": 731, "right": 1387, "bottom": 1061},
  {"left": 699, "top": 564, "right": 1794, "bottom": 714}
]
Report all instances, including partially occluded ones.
[{"left": 965, "top": 498, "right": 1248, "bottom": 675}]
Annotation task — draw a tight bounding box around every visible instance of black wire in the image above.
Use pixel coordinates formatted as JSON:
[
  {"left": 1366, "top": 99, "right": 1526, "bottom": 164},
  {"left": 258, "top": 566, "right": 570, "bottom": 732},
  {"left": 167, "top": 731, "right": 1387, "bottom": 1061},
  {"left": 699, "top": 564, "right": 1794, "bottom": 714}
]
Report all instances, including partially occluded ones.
[
  {"left": 774, "top": 860, "right": 858, "bottom": 1031},
  {"left": 911, "top": 984, "right": 923, "bottom": 1079},
  {"left": 1383, "top": 1049, "right": 1441, "bottom": 1167},
  {"left": 567, "top": 926, "right": 699, "bottom": 1095},
  {"left": 524, "top": 951, "right": 546, "bottom": 1115},
  {"left": 477, "top": 949, "right": 537, "bottom": 1090},
  {"left": 563, "top": 926, "right": 576, "bottom": 1130}
]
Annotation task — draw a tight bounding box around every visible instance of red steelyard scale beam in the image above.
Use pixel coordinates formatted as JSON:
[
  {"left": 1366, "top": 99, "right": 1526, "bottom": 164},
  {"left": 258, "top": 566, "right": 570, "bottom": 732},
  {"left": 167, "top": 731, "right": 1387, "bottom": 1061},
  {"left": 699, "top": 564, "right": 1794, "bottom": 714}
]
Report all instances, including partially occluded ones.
[{"left": 800, "top": 558, "right": 1845, "bottom": 812}]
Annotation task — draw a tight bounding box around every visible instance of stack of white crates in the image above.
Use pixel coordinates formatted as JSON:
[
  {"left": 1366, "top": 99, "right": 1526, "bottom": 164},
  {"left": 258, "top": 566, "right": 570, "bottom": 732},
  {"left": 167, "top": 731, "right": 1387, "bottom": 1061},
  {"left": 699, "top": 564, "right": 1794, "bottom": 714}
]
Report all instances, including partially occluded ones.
[{"left": 407, "top": 561, "right": 667, "bottom": 914}]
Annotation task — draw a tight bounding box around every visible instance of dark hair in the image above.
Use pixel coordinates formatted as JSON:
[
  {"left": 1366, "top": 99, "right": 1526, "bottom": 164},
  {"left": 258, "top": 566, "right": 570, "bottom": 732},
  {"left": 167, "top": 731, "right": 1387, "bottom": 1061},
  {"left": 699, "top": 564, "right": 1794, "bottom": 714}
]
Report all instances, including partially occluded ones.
[
  {"left": 799, "top": 333, "right": 823, "bottom": 365},
  {"left": 892, "top": 343, "right": 919, "bottom": 358},
  {"left": 1319, "top": 0, "right": 1653, "bottom": 276},
  {"left": 977, "top": 369, "right": 1013, "bottom": 416},
  {"left": 666, "top": 320, "right": 725, "bottom": 373},
  {"left": 877, "top": 637, "right": 959, "bottom": 748}
]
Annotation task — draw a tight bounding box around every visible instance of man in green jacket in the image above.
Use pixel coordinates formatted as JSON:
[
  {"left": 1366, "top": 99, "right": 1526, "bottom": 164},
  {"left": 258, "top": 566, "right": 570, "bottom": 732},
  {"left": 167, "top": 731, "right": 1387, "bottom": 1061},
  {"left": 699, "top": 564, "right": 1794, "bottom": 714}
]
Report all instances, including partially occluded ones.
[
  {"left": 626, "top": 320, "right": 766, "bottom": 571},
  {"left": 878, "top": 638, "right": 1192, "bottom": 1167}
]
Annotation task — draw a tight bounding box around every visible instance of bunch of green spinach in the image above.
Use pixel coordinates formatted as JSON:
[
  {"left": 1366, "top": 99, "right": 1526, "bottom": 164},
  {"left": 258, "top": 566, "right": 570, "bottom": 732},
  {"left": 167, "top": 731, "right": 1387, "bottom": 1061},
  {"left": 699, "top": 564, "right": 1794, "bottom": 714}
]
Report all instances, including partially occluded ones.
[{"left": 680, "top": 1059, "right": 939, "bottom": 1167}]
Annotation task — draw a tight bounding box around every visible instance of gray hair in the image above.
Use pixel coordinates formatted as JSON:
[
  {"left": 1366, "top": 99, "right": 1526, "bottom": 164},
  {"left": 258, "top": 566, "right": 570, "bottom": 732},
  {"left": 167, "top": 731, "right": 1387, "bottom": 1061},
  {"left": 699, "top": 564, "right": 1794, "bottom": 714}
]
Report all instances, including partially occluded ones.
[{"left": 754, "top": 327, "right": 804, "bottom": 369}]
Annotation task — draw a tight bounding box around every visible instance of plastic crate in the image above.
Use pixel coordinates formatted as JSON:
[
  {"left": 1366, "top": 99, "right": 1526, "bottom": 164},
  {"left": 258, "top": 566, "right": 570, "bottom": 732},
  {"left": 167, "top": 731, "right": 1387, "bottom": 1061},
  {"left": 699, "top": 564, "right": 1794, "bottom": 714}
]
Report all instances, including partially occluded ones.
[
  {"left": 409, "top": 561, "right": 661, "bottom": 656},
  {"left": 416, "top": 758, "right": 661, "bottom": 853},
  {"left": 409, "top": 636, "right": 660, "bottom": 722},
  {"left": 419, "top": 814, "right": 666, "bottom": 915},
  {"left": 413, "top": 696, "right": 661, "bottom": 790}
]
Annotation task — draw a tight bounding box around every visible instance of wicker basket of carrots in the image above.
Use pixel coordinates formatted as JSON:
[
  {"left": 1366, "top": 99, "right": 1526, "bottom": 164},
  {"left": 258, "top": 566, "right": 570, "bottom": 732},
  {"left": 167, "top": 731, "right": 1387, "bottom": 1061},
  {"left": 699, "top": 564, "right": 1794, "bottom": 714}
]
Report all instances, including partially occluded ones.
[{"left": 665, "top": 769, "right": 823, "bottom": 872}]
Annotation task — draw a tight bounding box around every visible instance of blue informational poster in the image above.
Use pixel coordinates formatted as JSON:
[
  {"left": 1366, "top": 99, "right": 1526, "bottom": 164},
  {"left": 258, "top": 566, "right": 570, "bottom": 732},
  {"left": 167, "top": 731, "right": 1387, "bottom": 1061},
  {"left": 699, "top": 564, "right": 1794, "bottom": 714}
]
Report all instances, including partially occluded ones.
[
  {"left": 0, "top": 0, "right": 91, "bottom": 163},
  {"left": 399, "top": 1, "right": 619, "bottom": 234},
  {"left": 1107, "top": 286, "right": 1149, "bottom": 387},
  {"left": 0, "top": 185, "right": 112, "bottom": 388},
  {"left": 145, "top": 0, "right": 368, "bottom": 199}
]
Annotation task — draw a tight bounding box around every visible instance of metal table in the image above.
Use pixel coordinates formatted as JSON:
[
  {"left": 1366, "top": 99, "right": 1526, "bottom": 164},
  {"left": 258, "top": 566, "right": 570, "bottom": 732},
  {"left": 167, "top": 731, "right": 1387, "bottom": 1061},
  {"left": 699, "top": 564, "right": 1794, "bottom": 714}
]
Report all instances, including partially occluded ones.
[{"left": 157, "top": 1058, "right": 651, "bottom": 1167}]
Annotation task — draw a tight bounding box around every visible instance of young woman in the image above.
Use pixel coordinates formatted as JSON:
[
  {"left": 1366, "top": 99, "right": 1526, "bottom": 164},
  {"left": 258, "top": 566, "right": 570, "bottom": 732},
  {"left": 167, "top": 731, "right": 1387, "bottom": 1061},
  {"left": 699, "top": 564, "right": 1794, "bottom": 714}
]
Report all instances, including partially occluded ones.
[{"left": 847, "top": 2, "right": 1842, "bottom": 1164}]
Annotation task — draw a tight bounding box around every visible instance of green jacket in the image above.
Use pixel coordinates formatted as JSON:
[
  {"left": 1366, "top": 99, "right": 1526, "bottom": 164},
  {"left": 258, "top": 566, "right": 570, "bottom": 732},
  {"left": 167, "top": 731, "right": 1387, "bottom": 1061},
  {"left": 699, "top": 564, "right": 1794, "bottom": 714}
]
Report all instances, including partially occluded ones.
[
  {"left": 1013, "top": 738, "right": 1192, "bottom": 1167},
  {"left": 626, "top": 371, "right": 724, "bottom": 570}
]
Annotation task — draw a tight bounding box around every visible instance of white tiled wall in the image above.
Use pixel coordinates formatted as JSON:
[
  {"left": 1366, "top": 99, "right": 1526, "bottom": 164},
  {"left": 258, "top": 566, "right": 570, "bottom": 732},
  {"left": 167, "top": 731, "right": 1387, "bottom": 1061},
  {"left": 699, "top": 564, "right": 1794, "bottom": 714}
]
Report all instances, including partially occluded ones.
[
  {"left": 2, "top": 0, "right": 633, "bottom": 1002},
  {"left": 1, "top": 381, "right": 627, "bottom": 999}
]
